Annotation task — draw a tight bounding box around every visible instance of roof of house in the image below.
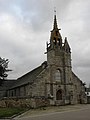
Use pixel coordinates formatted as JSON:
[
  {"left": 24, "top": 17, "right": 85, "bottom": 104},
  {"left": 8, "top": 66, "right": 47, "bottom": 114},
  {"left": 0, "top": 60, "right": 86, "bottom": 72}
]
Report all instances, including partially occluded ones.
[{"left": 9, "top": 61, "right": 47, "bottom": 89}]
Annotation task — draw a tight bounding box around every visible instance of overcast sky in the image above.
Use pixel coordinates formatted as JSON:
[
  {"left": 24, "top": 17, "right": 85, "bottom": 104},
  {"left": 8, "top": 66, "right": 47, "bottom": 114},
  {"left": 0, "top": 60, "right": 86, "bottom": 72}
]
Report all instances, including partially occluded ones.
[{"left": 0, "top": 0, "right": 90, "bottom": 86}]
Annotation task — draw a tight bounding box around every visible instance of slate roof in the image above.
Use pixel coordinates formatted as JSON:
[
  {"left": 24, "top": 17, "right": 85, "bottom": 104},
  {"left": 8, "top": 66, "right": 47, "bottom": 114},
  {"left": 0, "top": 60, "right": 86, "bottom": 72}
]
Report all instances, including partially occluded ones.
[
  {"left": 72, "top": 72, "right": 83, "bottom": 84},
  {"left": 9, "top": 63, "right": 46, "bottom": 89},
  {"left": 0, "top": 79, "right": 16, "bottom": 91}
]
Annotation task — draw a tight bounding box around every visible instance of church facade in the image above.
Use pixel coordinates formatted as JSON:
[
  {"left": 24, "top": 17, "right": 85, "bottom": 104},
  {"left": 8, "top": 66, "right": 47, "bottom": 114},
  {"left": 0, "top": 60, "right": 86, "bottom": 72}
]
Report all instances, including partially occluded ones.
[{"left": 0, "top": 14, "right": 87, "bottom": 106}]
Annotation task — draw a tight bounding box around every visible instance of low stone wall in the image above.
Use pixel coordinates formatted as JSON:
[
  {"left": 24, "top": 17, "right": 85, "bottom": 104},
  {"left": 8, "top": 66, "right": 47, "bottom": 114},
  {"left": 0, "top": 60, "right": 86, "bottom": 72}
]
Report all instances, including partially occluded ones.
[
  {"left": 35, "top": 98, "right": 50, "bottom": 108},
  {"left": 0, "top": 97, "right": 50, "bottom": 108}
]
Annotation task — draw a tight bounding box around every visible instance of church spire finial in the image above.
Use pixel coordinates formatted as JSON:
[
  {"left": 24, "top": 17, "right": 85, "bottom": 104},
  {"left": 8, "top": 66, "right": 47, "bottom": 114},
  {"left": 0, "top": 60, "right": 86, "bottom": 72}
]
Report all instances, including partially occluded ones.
[{"left": 54, "top": 7, "right": 56, "bottom": 15}]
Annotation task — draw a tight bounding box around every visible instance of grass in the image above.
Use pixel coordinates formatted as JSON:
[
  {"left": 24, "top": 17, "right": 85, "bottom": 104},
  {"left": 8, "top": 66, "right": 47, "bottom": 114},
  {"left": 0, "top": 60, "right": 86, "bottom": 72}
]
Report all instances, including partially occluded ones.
[{"left": 0, "top": 107, "right": 27, "bottom": 118}]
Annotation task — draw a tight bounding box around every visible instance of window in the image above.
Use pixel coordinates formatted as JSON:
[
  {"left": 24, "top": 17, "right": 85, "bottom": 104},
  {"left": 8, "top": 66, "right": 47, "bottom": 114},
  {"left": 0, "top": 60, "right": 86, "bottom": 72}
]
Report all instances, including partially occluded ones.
[
  {"left": 55, "top": 69, "right": 62, "bottom": 82},
  {"left": 15, "top": 89, "right": 16, "bottom": 96},
  {"left": 11, "top": 91, "right": 13, "bottom": 96},
  {"left": 53, "top": 37, "right": 56, "bottom": 45},
  {"left": 24, "top": 86, "right": 26, "bottom": 96},
  {"left": 58, "top": 38, "right": 60, "bottom": 45},
  {"left": 50, "top": 84, "right": 53, "bottom": 96}
]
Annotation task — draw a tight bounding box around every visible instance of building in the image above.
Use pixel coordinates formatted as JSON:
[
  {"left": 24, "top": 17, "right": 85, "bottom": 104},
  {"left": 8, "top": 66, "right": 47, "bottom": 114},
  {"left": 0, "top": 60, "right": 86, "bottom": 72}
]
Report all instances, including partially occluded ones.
[
  {"left": 0, "top": 79, "right": 16, "bottom": 98},
  {"left": 85, "top": 87, "right": 90, "bottom": 104},
  {"left": 0, "top": 14, "right": 87, "bottom": 107}
]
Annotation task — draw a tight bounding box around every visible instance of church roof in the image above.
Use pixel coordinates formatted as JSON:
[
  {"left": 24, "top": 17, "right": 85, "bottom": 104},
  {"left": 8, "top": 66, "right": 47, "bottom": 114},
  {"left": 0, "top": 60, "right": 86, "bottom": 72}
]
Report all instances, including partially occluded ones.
[
  {"left": 72, "top": 72, "right": 83, "bottom": 84},
  {"left": 0, "top": 79, "right": 16, "bottom": 91},
  {"left": 9, "top": 62, "right": 46, "bottom": 89}
]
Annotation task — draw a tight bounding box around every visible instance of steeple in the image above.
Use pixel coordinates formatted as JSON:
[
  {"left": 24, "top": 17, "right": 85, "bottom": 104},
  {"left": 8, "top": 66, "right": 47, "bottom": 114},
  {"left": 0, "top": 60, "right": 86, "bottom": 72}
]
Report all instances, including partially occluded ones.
[
  {"left": 50, "top": 12, "right": 62, "bottom": 48},
  {"left": 53, "top": 10, "right": 58, "bottom": 29}
]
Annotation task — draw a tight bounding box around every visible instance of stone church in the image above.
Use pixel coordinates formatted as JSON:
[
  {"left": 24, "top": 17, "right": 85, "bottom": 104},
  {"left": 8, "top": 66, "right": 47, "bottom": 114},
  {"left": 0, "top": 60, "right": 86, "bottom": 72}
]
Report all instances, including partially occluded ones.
[{"left": 0, "top": 14, "right": 87, "bottom": 107}]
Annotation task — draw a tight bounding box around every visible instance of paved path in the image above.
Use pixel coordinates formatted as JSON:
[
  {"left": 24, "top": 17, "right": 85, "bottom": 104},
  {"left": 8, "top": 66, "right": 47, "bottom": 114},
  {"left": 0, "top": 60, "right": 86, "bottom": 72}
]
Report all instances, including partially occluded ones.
[{"left": 14, "top": 104, "right": 90, "bottom": 120}]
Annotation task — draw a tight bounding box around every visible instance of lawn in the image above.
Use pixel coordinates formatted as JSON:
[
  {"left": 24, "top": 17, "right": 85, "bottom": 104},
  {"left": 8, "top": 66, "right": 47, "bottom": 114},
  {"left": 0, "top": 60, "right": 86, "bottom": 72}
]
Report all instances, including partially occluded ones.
[{"left": 0, "top": 107, "right": 27, "bottom": 118}]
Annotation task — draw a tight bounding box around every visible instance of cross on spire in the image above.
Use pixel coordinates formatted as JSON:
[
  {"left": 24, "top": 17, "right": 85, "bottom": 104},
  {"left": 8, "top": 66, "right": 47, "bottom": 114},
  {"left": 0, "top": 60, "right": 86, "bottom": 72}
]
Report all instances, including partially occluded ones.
[{"left": 54, "top": 7, "right": 56, "bottom": 15}]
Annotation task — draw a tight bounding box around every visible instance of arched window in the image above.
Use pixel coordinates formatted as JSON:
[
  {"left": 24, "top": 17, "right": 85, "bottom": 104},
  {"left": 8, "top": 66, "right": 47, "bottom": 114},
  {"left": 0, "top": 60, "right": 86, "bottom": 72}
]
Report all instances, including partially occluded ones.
[
  {"left": 53, "top": 37, "right": 56, "bottom": 45},
  {"left": 55, "top": 69, "right": 62, "bottom": 82},
  {"left": 58, "top": 38, "right": 60, "bottom": 45},
  {"left": 56, "top": 90, "right": 62, "bottom": 100}
]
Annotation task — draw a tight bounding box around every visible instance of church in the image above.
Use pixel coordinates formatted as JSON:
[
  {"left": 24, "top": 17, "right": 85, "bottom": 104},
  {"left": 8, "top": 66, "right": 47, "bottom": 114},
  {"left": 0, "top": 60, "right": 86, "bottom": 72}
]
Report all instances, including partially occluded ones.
[{"left": 0, "top": 13, "right": 87, "bottom": 107}]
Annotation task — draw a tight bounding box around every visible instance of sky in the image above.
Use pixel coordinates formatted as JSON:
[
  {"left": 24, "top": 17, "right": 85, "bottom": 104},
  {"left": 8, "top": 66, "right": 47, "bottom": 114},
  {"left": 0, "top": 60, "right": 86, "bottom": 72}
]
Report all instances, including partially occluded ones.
[{"left": 0, "top": 0, "right": 90, "bottom": 86}]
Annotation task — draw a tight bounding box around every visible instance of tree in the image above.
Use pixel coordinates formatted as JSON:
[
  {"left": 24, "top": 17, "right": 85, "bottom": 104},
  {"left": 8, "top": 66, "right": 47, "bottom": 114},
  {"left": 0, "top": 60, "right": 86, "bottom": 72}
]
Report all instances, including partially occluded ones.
[{"left": 0, "top": 57, "right": 11, "bottom": 79}]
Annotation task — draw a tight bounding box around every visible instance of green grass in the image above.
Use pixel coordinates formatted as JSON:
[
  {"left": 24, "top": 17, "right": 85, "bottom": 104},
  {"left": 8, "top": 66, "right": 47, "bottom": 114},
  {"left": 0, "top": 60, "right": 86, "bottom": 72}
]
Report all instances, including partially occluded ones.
[{"left": 0, "top": 108, "right": 26, "bottom": 118}]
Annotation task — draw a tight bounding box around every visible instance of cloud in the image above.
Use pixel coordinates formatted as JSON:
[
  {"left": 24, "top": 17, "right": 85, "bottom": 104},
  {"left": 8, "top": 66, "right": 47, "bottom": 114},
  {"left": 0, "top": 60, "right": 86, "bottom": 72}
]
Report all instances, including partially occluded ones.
[{"left": 0, "top": 0, "right": 90, "bottom": 86}]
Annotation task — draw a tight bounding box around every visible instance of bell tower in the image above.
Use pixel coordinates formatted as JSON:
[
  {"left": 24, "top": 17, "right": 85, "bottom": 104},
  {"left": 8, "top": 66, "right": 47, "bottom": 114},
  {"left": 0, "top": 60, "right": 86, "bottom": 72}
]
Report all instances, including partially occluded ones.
[
  {"left": 50, "top": 13, "right": 62, "bottom": 48},
  {"left": 46, "top": 13, "right": 72, "bottom": 104},
  {"left": 46, "top": 13, "right": 71, "bottom": 67},
  {"left": 47, "top": 13, "right": 64, "bottom": 66}
]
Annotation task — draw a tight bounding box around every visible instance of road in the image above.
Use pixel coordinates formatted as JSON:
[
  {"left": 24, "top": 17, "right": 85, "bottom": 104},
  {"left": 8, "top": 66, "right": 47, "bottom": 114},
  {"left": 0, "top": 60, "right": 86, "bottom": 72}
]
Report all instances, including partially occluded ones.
[{"left": 14, "top": 105, "right": 90, "bottom": 120}]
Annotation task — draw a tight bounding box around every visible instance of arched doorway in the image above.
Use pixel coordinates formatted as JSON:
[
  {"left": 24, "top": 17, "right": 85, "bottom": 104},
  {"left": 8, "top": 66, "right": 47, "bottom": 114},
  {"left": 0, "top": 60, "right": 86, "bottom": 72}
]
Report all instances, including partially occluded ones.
[{"left": 56, "top": 90, "right": 62, "bottom": 100}]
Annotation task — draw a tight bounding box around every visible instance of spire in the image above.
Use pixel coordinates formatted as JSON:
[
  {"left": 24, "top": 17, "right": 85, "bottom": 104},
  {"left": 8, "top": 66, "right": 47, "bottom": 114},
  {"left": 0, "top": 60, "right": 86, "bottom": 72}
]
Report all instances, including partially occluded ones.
[
  {"left": 63, "top": 37, "right": 71, "bottom": 53},
  {"left": 53, "top": 9, "right": 58, "bottom": 30},
  {"left": 49, "top": 10, "right": 62, "bottom": 49}
]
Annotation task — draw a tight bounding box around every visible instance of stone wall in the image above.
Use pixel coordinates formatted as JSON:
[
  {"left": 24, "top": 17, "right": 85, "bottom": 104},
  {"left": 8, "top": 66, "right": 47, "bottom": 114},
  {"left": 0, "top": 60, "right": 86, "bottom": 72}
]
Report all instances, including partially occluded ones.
[
  {"left": 0, "top": 97, "right": 50, "bottom": 108},
  {"left": 72, "top": 72, "right": 87, "bottom": 104}
]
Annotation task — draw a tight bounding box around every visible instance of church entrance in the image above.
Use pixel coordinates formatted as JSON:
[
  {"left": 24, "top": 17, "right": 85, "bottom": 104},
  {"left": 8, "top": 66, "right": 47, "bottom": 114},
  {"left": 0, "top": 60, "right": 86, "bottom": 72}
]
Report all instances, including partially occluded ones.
[{"left": 56, "top": 90, "right": 62, "bottom": 100}]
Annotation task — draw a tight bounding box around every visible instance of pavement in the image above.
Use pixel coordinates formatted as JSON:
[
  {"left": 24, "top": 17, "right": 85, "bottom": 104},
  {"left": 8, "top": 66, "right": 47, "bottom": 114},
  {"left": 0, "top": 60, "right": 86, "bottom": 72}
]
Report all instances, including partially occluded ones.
[{"left": 13, "top": 104, "right": 90, "bottom": 120}]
